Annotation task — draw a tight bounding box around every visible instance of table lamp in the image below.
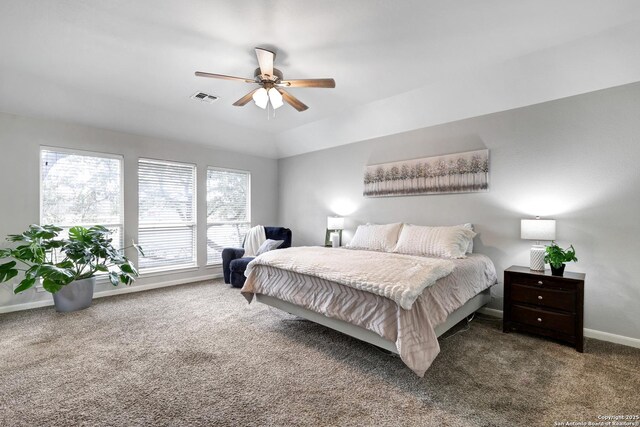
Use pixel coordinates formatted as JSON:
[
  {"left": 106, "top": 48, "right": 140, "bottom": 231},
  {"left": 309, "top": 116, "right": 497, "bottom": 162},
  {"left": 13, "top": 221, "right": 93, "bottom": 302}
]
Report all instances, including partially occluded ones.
[
  {"left": 521, "top": 217, "right": 556, "bottom": 271},
  {"left": 327, "top": 216, "right": 344, "bottom": 248}
]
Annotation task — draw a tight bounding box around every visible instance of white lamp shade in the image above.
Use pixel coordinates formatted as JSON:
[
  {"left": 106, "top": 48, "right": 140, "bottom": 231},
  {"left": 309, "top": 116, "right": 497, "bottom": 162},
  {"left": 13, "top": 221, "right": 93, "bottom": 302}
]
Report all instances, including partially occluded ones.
[
  {"left": 521, "top": 218, "right": 556, "bottom": 241},
  {"left": 327, "top": 216, "right": 344, "bottom": 230},
  {"left": 268, "top": 88, "right": 284, "bottom": 109},
  {"left": 252, "top": 88, "right": 269, "bottom": 109}
]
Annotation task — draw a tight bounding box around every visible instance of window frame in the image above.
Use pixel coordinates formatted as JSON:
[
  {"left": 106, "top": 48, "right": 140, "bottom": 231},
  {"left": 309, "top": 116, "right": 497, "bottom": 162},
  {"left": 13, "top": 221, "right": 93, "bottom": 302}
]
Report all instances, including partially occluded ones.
[
  {"left": 39, "top": 146, "right": 125, "bottom": 287},
  {"left": 137, "top": 157, "right": 198, "bottom": 274},
  {"left": 206, "top": 166, "right": 252, "bottom": 266},
  {"left": 39, "top": 145, "right": 125, "bottom": 243}
]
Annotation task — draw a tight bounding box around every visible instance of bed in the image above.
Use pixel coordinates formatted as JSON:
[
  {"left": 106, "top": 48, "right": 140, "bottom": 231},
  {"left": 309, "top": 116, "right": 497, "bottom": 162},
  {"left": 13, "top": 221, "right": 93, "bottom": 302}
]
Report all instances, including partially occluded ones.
[{"left": 240, "top": 246, "right": 497, "bottom": 376}]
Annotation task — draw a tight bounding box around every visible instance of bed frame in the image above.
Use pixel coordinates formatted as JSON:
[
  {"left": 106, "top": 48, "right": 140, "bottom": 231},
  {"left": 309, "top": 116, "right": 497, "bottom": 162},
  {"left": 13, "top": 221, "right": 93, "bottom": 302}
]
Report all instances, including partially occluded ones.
[{"left": 256, "top": 288, "right": 491, "bottom": 353}]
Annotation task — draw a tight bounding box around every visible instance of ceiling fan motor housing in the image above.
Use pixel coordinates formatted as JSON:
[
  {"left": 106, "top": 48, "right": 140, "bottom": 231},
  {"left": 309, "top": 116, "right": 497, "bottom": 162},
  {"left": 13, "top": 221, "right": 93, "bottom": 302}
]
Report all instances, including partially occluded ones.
[{"left": 254, "top": 67, "right": 283, "bottom": 82}]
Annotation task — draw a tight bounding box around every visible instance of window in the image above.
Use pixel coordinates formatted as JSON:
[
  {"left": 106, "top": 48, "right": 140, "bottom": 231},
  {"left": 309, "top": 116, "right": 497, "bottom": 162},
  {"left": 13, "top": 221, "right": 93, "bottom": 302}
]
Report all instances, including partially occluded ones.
[
  {"left": 138, "top": 159, "right": 196, "bottom": 272},
  {"left": 206, "top": 168, "right": 251, "bottom": 264},
  {"left": 40, "top": 147, "right": 123, "bottom": 247}
]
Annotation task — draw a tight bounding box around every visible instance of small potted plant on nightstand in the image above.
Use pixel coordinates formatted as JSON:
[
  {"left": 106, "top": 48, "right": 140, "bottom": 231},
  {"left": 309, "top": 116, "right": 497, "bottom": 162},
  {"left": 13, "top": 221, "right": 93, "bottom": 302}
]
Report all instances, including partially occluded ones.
[
  {"left": 544, "top": 242, "right": 578, "bottom": 276},
  {"left": 0, "top": 224, "right": 143, "bottom": 312}
]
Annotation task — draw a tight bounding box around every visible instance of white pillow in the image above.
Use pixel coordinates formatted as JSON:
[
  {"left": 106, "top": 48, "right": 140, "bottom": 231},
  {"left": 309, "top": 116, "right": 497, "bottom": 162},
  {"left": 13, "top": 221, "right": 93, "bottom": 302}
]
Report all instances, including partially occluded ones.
[
  {"left": 346, "top": 223, "right": 403, "bottom": 252},
  {"left": 393, "top": 224, "right": 476, "bottom": 259},
  {"left": 461, "top": 223, "right": 474, "bottom": 253},
  {"left": 255, "top": 239, "right": 284, "bottom": 256}
]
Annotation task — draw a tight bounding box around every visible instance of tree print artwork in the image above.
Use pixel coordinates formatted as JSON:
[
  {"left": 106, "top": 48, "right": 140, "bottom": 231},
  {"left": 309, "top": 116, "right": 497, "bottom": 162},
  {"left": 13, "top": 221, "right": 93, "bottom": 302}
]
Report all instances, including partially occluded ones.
[{"left": 363, "top": 149, "right": 489, "bottom": 197}]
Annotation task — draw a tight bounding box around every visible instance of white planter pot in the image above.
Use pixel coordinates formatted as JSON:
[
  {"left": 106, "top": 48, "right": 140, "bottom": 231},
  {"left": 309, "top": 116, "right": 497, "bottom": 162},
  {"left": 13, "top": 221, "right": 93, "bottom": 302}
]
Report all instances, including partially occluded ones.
[{"left": 52, "top": 277, "right": 96, "bottom": 312}]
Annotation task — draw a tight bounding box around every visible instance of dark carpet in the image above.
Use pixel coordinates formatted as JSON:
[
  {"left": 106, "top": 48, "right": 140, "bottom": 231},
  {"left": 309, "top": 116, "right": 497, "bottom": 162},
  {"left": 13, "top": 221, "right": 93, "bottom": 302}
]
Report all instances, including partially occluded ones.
[{"left": 0, "top": 280, "right": 638, "bottom": 426}]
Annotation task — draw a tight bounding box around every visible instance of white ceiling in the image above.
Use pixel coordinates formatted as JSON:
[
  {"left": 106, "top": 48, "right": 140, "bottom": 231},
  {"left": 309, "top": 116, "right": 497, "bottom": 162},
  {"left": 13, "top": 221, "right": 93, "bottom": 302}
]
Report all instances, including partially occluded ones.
[{"left": 1, "top": 0, "right": 639, "bottom": 158}]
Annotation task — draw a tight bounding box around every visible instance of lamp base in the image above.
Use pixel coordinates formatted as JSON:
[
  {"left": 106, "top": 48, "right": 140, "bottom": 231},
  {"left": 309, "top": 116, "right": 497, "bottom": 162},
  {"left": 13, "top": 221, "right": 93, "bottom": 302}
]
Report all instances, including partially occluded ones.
[
  {"left": 330, "top": 232, "right": 341, "bottom": 248},
  {"left": 530, "top": 245, "right": 546, "bottom": 271},
  {"left": 324, "top": 229, "right": 342, "bottom": 247}
]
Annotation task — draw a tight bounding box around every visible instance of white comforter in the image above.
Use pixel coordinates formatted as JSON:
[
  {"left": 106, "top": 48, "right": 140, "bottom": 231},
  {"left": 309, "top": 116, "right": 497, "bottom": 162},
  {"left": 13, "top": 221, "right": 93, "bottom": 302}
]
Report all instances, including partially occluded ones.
[
  {"left": 242, "top": 254, "right": 497, "bottom": 376},
  {"left": 245, "top": 246, "right": 455, "bottom": 310}
]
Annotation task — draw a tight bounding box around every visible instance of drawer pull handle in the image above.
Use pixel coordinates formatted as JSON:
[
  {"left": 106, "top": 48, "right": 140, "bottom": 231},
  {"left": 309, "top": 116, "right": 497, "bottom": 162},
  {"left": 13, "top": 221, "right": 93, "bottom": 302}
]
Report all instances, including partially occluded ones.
[
  {"left": 537, "top": 280, "right": 543, "bottom": 285},
  {"left": 537, "top": 317, "right": 542, "bottom": 322},
  {"left": 537, "top": 295, "right": 543, "bottom": 300}
]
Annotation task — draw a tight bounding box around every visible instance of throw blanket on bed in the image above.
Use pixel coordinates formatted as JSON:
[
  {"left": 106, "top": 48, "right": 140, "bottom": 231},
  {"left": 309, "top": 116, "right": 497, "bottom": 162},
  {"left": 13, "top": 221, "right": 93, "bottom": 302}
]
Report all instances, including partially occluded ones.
[
  {"left": 245, "top": 246, "right": 455, "bottom": 310},
  {"left": 243, "top": 225, "right": 266, "bottom": 257}
]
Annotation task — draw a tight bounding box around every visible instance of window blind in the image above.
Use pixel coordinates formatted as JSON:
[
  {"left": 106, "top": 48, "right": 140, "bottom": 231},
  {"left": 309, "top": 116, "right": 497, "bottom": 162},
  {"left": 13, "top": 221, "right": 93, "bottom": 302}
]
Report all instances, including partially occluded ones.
[
  {"left": 206, "top": 168, "right": 251, "bottom": 264},
  {"left": 40, "top": 148, "right": 123, "bottom": 247},
  {"left": 138, "top": 159, "right": 196, "bottom": 271}
]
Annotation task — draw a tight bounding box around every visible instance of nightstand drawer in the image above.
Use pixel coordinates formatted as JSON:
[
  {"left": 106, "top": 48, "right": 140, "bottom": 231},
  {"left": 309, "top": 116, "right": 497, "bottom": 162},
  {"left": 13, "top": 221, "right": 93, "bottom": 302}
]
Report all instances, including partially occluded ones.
[
  {"left": 510, "top": 283, "right": 575, "bottom": 312},
  {"left": 510, "top": 274, "right": 576, "bottom": 291},
  {"left": 511, "top": 304, "right": 575, "bottom": 336}
]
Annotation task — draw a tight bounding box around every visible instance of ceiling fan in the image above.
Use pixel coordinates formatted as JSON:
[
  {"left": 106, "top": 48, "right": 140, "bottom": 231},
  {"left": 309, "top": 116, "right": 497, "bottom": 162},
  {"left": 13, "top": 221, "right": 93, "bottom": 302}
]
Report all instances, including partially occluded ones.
[{"left": 195, "top": 47, "right": 335, "bottom": 112}]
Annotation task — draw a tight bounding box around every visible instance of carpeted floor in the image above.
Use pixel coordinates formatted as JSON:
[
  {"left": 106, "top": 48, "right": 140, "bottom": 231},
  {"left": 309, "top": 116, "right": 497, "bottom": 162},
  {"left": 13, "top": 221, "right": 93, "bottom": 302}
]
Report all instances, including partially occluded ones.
[{"left": 0, "top": 281, "right": 638, "bottom": 427}]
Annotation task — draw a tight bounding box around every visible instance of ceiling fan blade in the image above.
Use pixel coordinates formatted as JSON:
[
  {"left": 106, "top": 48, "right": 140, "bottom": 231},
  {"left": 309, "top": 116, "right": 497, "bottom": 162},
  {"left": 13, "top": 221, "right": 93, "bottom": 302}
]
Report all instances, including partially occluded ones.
[
  {"left": 278, "top": 78, "right": 336, "bottom": 88},
  {"left": 277, "top": 89, "right": 309, "bottom": 112},
  {"left": 232, "top": 88, "right": 261, "bottom": 106},
  {"left": 255, "top": 48, "right": 275, "bottom": 78},
  {"left": 195, "top": 71, "right": 255, "bottom": 83}
]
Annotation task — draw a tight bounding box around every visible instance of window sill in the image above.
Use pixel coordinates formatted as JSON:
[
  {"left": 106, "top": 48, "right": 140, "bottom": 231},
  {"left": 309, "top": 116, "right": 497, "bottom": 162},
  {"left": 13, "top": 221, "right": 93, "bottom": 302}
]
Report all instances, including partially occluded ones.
[
  {"left": 139, "top": 265, "right": 200, "bottom": 278},
  {"left": 34, "top": 266, "right": 202, "bottom": 291}
]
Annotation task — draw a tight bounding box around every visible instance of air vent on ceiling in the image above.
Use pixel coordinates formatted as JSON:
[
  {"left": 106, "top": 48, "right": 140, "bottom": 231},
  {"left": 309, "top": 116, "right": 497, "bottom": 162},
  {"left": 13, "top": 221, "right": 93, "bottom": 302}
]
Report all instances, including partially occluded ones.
[{"left": 191, "top": 92, "right": 218, "bottom": 104}]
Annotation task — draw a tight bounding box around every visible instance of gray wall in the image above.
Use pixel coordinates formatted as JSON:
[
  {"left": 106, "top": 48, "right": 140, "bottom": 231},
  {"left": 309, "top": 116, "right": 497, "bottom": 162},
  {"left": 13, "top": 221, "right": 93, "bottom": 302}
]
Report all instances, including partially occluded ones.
[
  {"left": 0, "top": 112, "right": 278, "bottom": 310},
  {"left": 278, "top": 82, "right": 640, "bottom": 340}
]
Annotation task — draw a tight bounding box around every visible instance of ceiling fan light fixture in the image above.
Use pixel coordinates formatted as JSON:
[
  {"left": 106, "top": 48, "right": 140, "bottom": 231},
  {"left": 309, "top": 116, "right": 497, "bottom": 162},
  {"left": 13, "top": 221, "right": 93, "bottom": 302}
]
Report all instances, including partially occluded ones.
[
  {"left": 268, "top": 88, "right": 284, "bottom": 109},
  {"left": 252, "top": 87, "right": 269, "bottom": 109}
]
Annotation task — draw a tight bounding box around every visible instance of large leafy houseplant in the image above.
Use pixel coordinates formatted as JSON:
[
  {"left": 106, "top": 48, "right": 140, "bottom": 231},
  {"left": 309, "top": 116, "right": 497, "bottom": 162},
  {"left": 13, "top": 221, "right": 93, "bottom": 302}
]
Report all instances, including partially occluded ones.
[
  {"left": 544, "top": 242, "right": 578, "bottom": 276},
  {"left": 0, "top": 224, "right": 143, "bottom": 294}
]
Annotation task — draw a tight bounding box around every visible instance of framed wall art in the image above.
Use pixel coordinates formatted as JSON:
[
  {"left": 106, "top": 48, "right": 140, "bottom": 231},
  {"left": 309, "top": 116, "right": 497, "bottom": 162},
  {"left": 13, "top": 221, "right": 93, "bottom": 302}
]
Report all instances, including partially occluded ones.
[{"left": 363, "top": 149, "right": 489, "bottom": 197}]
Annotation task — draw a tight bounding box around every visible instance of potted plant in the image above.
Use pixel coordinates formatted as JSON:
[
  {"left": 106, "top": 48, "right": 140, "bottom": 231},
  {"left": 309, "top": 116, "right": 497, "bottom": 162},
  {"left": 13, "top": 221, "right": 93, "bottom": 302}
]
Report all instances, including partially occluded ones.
[
  {"left": 544, "top": 242, "right": 578, "bottom": 276},
  {"left": 0, "top": 224, "right": 143, "bottom": 312}
]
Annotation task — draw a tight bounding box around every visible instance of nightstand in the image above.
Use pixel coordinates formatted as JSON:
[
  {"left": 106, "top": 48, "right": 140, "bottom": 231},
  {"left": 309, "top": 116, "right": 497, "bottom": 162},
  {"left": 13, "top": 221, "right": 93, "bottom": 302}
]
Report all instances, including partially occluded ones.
[{"left": 503, "top": 265, "right": 585, "bottom": 352}]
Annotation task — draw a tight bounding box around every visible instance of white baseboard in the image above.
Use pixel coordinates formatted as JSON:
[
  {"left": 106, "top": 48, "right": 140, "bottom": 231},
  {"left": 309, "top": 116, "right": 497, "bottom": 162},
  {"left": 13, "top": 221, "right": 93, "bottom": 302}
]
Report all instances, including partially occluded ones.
[
  {"left": 477, "top": 307, "right": 640, "bottom": 350},
  {"left": 0, "top": 298, "right": 53, "bottom": 313},
  {"left": 92, "top": 273, "right": 222, "bottom": 299},
  {"left": 0, "top": 273, "right": 222, "bottom": 314},
  {"left": 583, "top": 328, "right": 640, "bottom": 349}
]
